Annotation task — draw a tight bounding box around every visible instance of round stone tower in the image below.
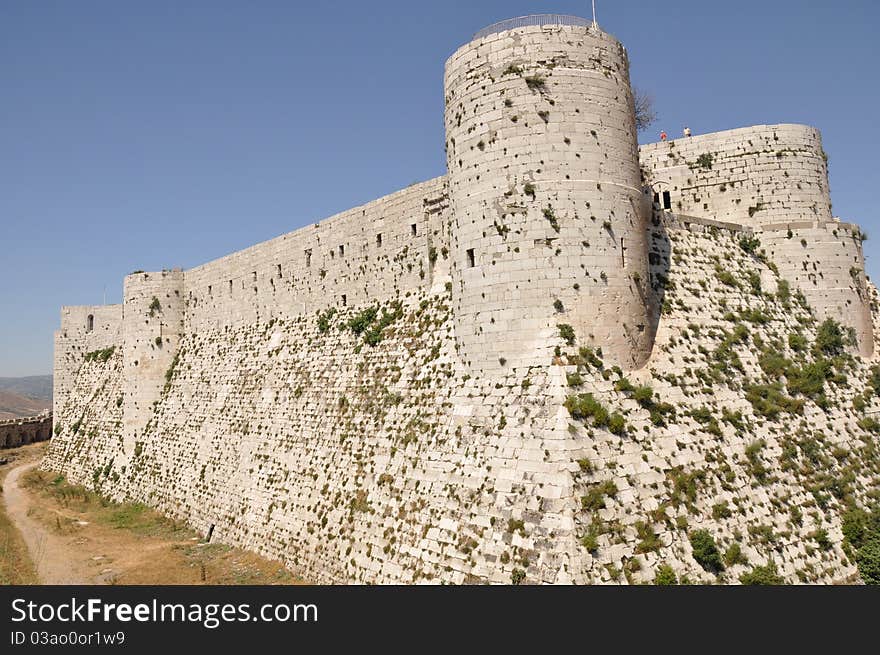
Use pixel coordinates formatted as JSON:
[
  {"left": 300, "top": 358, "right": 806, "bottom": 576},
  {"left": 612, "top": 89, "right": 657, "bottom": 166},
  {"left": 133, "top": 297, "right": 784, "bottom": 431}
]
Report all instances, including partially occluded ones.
[{"left": 444, "top": 15, "right": 652, "bottom": 373}]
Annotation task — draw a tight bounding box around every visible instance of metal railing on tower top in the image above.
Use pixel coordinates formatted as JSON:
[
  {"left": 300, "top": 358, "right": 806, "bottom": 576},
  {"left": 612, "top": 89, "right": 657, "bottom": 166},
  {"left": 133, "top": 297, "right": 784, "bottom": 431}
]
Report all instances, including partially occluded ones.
[{"left": 473, "top": 14, "right": 594, "bottom": 40}]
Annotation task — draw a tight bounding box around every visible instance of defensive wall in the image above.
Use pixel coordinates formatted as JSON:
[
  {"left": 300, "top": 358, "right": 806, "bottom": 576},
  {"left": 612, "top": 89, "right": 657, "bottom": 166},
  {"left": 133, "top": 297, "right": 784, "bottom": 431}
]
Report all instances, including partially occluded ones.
[
  {"left": 45, "top": 15, "right": 879, "bottom": 584},
  {"left": 0, "top": 412, "right": 52, "bottom": 450}
]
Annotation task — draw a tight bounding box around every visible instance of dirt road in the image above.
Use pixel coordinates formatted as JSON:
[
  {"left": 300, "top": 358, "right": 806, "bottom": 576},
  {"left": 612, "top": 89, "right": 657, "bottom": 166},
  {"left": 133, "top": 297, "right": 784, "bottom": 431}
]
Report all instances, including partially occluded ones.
[
  {"left": 2, "top": 462, "right": 92, "bottom": 584},
  {"left": 2, "top": 456, "right": 299, "bottom": 585}
]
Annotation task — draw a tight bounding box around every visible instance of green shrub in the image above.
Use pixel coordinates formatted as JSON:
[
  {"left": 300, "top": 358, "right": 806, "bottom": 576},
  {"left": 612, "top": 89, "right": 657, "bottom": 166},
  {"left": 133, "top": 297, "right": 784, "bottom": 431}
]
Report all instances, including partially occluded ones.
[
  {"left": 857, "top": 417, "right": 880, "bottom": 433},
  {"left": 511, "top": 569, "right": 526, "bottom": 584},
  {"left": 565, "top": 393, "right": 613, "bottom": 432},
  {"left": 317, "top": 308, "right": 337, "bottom": 333},
  {"left": 558, "top": 323, "right": 575, "bottom": 344},
  {"left": 580, "top": 531, "right": 599, "bottom": 553},
  {"left": 747, "top": 271, "right": 762, "bottom": 295},
  {"left": 739, "top": 234, "right": 761, "bottom": 255},
  {"left": 810, "top": 528, "right": 832, "bottom": 551},
  {"left": 543, "top": 206, "right": 560, "bottom": 232},
  {"left": 84, "top": 347, "right": 116, "bottom": 363},
  {"left": 635, "top": 520, "right": 660, "bottom": 553},
  {"left": 712, "top": 502, "right": 732, "bottom": 520},
  {"left": 347, "top": 306, "right": 378, "bottom": 335},
  {"left": 786, "top": 359, "right": 831, "bottom": 399},
  {"left": 857, "top": 538, "right": 880, "bottom": 584},
  {"left": 614, "top": 377, "right": 635, "bottom": 393},
  {"left": 633, "top": 385, "right": 654, "bottom": 407},
  {"left": 745, "top": 383, "right": 804, "bottom": 420},
  {"left": 744, "top": 439, "right": 769, "bottom": 484},
  {"left": 592, "top": 404, "right": 609, "bottom": 428},
  {"left": 788, "top": 332, "right": 807, "bottom": 352},
  {"left": 715, "top": 269, "right": 738, "bottom": 287},
  {"left": 814, "top": 318, "right": 845, "bottom": 356},
  {"left": 578, "top": 346, "right": 603, "bottom": 369},
  {"left": 669, "top": 467, "right": 704, "bottom": 508},
  {"left": 739, "top": 563, "right": 784, "bottom": 585},
  {"left": 566, "top": 371, "right": 583, "bottom": 387},
  {"left": 654, "top": 564, "right": 677, "bottom": 585},
  {"left": 776, "top": 279, "right": 791, "bottom": 304},
  {"left": 840, "top": 504, "right": 880, "bottom": 584},
  {"left": 695, "top": 152, "right": 714, "bottom": 170},
  {"left": 577, "top": 458, "right": 593, "bottom": 473},
  {"left": 724, "top": 542, "right": 748, "bottom": 567},
  {"left": 564, "top": 393, "right": 602, "bottom": 421},
  {"left": 758, "top": 351, "right": 790, "bottom": 378},
  {"left": 581, "top": 480, "right": 618, "bottom": 511},
  {"left": 689, "top": 530, "right": 723, "bottom": 573},
  {"left": 608, "top": 412, "right": 626, "bottom": 435}
]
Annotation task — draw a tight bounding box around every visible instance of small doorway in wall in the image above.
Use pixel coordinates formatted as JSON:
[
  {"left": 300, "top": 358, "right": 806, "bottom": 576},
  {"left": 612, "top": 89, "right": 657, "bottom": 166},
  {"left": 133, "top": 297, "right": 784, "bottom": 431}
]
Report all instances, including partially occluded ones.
[
  {"left": 662, "top": 191, "right": 672, "bottom": 210},
  {"left": 466, "top": 248, "right": 475, "bottom": 268}
]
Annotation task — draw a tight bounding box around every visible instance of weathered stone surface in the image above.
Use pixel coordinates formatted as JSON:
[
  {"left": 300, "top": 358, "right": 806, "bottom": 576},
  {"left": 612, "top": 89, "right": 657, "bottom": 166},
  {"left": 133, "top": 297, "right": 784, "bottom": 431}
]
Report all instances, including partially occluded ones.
[{"left": 45, "top": 17, "right": 878, "bottom": 585}]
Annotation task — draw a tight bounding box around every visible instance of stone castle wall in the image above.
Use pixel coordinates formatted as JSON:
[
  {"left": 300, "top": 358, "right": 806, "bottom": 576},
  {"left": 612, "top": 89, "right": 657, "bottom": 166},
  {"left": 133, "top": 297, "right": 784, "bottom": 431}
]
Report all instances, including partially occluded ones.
[
  {"left": 445, "top": 24, "right": 651, "bottom": 374},
  {"left": 762, "top": 220, "right": 873, "bottom": 356},
  {"left": 54, "top": 304, "right": 122, "bottom": 419},
  {"left": 121, "top": 270, "right": 185, "bottom": 450},
  {"left": 44, "top": 16, "right": 879, "bottom": 585},
  {"left": 183, "top": 178, "right": 450, "bottom": 334},
  {"left": 639, "top": 124, "right": 831, "bottom": 226}
]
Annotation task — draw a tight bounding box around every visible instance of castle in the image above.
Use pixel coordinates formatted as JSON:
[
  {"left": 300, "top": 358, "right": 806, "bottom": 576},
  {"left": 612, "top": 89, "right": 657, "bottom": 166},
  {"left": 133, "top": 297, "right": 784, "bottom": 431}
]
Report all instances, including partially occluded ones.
[{"left": 46, "top": 16, "right": 879, "bottom": 584}]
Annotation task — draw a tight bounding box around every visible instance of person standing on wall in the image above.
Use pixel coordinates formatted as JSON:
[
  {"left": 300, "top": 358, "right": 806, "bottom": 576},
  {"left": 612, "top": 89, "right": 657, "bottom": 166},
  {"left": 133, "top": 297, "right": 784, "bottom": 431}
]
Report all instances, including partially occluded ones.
[
  {"left": 660, "top": 130, "right": 667, "bottom": 141},
  {"left": 683, "top": 126, "right": 692, "bottom": 137}
]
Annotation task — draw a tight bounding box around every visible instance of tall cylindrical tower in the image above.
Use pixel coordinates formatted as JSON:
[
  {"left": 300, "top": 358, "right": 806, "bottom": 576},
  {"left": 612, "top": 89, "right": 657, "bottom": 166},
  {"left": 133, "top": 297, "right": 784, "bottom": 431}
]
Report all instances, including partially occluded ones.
[{"left": 444, "top": 16, "right": 652, "bottom": 374}]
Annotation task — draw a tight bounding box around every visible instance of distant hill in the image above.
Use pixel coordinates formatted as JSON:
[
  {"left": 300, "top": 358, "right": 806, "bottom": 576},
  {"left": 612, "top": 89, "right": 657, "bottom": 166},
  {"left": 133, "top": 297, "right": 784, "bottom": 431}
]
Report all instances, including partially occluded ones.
[
  {"left": 0, "top": 376, "right": 53, "bottom": 402},
  {"left": 0, "top": 376, "right": 52, "bottom": 420},
  {"left": 0, "top": 390, "right": 50, "bottom": 420}
]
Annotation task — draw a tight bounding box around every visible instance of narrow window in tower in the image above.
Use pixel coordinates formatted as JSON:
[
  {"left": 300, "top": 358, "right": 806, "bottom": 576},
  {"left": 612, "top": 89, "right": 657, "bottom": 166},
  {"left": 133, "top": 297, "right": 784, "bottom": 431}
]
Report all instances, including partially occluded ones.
[
  {"left": 411, "top": 223, "right": 417, "bottom": 236},
  {"left": 208, "top": 285, "right": 212, "bottom": 297},
  {"left": 305, "top": 249, "right": 312, "bottom": 267},
  {"left": 229, "top": 280, "right": 233, "bottom": 294},
  {"left": 341, "top": 294, "right": 347, "bottom": 307},
  {"left": 86, "top": 314, "right": 94, "bottom": 332},
  {"left": 252, "top": 271, "right": 257, "bottom": 282},
  {"left": 377, "top": 233, "right": 382, "bottom": 247},
  {"left": 277, "top": 264, "right": 282, "bottom": 279},
  {"left": 467, "top": 248, "right": 475, "bottom": 268},
  {"left": 662, "top": 191, "right": 672, "bottom": 210},
  {"left": 620, "top": 238, "right": 626, "bottom": 267},
  {"left": 339, "top": 244, "right": 345, "bottom": 256}
]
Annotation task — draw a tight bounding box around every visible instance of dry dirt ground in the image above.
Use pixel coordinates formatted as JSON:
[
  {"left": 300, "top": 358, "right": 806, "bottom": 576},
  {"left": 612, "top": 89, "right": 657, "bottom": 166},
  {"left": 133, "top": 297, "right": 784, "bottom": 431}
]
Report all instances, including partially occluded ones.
[{"left": 0, "top": 442, "right": 301, "bottom": 585}]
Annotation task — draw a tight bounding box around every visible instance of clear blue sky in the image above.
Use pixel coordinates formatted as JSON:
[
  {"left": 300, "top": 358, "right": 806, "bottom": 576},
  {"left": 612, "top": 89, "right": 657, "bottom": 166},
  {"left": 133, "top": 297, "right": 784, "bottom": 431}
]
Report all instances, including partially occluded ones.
[{"left": 2, "top": 1, "right": 878, "bottom": 377}]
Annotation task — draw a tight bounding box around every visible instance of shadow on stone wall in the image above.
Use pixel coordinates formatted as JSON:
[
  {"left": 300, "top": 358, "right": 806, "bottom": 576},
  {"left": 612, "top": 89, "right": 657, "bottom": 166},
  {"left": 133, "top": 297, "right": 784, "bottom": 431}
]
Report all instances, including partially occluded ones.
[{"left": 646, "top": 211, "right": 672, "bottom": 341}]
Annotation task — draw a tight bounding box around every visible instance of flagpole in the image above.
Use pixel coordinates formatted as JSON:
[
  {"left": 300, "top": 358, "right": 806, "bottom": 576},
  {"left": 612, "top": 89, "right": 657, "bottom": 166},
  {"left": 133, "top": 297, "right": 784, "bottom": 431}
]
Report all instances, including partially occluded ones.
[{"left": 592, "top": 0, "right": 597, "bottom": 26}]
